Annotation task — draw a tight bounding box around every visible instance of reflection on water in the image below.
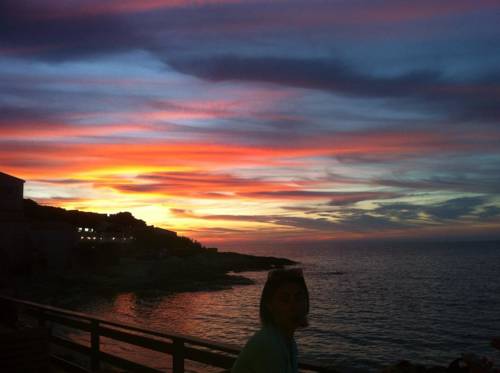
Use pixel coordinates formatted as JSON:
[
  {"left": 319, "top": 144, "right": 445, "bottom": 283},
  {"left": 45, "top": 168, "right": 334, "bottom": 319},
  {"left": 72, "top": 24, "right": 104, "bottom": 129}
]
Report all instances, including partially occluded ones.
[
  {"left": 113, "top": 293, "right": 137, "bottom": 319},
  {"left": 69, "top": 273, "right": 264, "bottom": 372},
  {"left": 66, "top": 242, "right": 500, "bottom": 372},
  {"left": 80, "top": 271, "right": 264, "bottom": 345}
]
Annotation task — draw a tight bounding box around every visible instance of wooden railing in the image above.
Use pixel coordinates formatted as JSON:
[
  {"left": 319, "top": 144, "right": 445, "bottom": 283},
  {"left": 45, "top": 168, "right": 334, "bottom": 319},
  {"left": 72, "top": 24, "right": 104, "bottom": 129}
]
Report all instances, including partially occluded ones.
[{"left": 0, "top": 295, "right": 336, "bottom": 373}]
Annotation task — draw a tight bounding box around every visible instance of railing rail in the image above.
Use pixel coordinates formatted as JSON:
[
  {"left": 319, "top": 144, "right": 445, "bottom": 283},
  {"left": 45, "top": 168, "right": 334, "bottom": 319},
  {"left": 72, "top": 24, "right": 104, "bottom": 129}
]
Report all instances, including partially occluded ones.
[{"left": 0, "top": 295, "right": 336, "bottom": 372}]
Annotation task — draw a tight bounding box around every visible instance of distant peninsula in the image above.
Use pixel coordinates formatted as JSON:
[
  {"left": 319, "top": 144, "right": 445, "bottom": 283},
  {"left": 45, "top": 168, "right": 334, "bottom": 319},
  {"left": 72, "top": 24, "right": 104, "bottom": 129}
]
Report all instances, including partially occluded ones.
[{"left": 2, "top": 198, "right": 296, "bottom": 304}]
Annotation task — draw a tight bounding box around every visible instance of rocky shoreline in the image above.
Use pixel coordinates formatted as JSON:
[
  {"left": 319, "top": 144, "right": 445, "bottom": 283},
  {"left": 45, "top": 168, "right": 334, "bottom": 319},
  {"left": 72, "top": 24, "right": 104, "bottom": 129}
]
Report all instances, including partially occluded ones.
[{"left": 4, "top": 251, "right": 297, "bottom": 306}]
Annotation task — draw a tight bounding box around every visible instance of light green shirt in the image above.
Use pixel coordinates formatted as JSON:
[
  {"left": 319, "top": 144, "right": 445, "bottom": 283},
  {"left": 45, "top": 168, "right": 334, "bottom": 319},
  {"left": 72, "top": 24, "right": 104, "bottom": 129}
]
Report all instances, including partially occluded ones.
[{"left": 231, "top": 324, "right": 299, "bottom": 373}]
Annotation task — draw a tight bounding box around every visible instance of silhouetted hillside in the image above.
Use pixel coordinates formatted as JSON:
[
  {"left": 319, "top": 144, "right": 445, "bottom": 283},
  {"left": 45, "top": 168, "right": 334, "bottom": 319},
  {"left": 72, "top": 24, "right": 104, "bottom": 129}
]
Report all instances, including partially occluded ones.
[
  {"left": 1, "top": 200, "right": 296, "bottom": 299},
  {"left": 23, "top": 199, "right": 205, "bottom": 257}
]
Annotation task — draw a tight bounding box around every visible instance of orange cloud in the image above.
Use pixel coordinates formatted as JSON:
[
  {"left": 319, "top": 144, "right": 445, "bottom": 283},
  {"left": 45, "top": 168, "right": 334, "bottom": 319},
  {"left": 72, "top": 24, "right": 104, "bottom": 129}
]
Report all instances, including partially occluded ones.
[{"left": 2, "top": 128, "right": 498, "bottom": 180}]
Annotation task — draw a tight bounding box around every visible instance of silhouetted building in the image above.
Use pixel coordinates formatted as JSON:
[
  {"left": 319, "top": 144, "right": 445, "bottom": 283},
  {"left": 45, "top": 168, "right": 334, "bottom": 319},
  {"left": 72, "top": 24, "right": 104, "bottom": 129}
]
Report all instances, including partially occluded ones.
[
  {"left": 0, "top": 172, "right": 25, "bottom": 221},
  {"left": 0, "top": 172, "right": 28, "bottom": 280},
  {"left": 77, "top": 225, "right": 135, "bottom": 243}
]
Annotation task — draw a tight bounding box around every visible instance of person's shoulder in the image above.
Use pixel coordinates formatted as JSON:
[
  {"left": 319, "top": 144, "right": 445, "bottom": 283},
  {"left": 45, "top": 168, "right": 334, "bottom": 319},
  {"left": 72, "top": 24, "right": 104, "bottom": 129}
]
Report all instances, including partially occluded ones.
[
  {"left": 231, "top": 329, "right": 272, "bottom": 372},
  {"left": 243, "top": 326, "right": 283, "bottom": 353},
  {"left": 231, "top": 326, "right": 287, "bottom": 373}
]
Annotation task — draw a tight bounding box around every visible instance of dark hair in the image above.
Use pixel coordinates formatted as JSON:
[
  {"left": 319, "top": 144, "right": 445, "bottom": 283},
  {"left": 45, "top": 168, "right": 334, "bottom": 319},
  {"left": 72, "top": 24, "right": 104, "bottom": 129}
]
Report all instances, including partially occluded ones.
[{"left": 259, "top": 268, "right": 310, "bottom": 326}]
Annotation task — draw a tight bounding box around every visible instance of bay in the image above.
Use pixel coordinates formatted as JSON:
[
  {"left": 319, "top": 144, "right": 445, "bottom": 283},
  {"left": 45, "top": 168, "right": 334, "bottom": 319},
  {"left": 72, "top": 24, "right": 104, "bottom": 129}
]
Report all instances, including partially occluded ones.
[{"left": 67, "top": 240, "right": 500, "bottom": 372}]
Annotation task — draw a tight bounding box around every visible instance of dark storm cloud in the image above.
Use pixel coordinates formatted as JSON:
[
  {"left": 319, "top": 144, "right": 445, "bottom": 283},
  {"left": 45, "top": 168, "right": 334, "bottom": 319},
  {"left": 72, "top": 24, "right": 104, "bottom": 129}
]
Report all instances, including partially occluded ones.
[
  {"left": 169, "top": 56, "right": 442, "bottom": 97},
  {"left": 477, "top": 205, "right": 500, "bottom": 220},
  {"left": 374, "top": 173, "right": 500, "bottom": 194},
  {"left": 425, "top": 196, "right": 488, "bottom": 220},
  {"left": 0, "top": 1, "right": 142, "bottom": 60},
  {"left": 375, "top": 196, "right": 489, "bottom": 221},
  {"left": 169, "top": 55, "right": 500, "bottom": 122},
  {"left": 279, "top": 196, "right": 495, "bottom": 231},
  {"left": 241, "top": 190, "right": 399, "bottom": 206},
  {"left": 240, "top": 190, "right": 371, "bottom": 199},
  {"left": 327, "top": 192, "right": 401, "bottom": 206}
]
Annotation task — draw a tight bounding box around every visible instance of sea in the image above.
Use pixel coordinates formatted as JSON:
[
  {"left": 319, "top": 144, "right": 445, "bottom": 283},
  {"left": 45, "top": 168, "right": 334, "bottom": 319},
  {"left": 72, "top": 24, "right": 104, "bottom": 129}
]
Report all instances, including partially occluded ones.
[{"left": 62, "top": 240, "right": 500, "bottom": 372}]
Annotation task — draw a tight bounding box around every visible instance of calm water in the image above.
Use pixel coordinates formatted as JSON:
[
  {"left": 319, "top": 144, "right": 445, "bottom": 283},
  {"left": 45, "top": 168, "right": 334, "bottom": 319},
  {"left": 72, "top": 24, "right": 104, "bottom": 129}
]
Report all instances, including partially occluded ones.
[{"left": 68, "top": 241, "right": 500, "bottom": 372}]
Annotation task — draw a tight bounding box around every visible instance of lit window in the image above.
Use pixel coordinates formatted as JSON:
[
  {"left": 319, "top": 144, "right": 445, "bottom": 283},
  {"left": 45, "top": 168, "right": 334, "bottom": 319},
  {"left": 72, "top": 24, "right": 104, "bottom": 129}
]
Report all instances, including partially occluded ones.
[
  {"left": 80, "top": 236, "right": 84, "bottom": 240},
  {"left": 84, "top": 228, "right": 89, "bottom": 232},
  {"left": 78, "top": 227, "right": 82, "bottom": 232}
]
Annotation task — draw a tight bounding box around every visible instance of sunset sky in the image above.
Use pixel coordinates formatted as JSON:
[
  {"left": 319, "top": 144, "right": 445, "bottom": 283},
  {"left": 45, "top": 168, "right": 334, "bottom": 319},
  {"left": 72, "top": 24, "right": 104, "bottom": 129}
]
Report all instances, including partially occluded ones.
[{"left": 1, "top": 0, "right": 500, "bottom": 248}]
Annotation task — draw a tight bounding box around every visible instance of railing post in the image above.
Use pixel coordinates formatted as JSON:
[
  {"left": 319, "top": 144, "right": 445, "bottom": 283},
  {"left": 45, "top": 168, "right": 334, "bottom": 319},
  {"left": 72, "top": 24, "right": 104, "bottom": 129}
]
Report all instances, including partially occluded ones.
[
  {"left": 172, "top": 338, "right": 185, "bottom": 373},
  {"left": 90, "top": 320, "right": 100, "bottom": 372}
]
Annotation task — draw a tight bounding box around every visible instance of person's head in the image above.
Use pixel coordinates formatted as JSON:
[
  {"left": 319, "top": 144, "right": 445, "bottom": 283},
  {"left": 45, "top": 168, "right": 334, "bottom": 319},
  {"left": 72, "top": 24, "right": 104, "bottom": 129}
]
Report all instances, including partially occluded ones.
[{"left": 259, "top": 268, "right": 309, "bottom": 333}]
